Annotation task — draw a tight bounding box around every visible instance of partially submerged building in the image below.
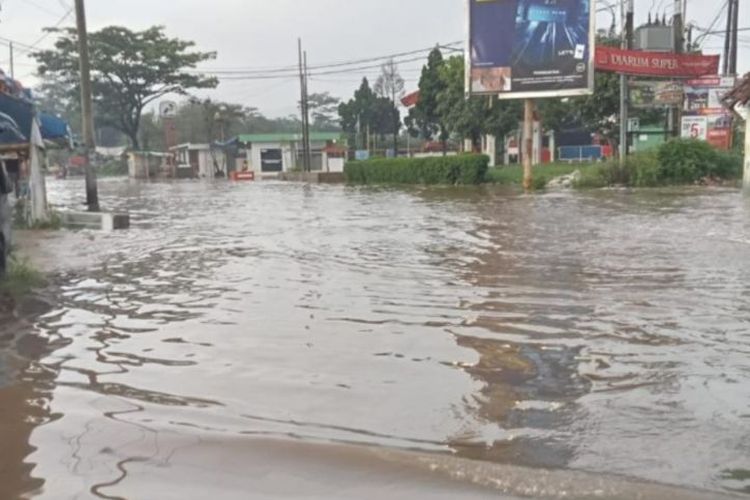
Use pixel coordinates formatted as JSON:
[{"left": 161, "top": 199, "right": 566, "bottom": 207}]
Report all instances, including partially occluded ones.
[
  {"left": 169, "top": 143, "right": 229, "bottom": 179},
  {"left": 0, "top": 70, "right": 72, "bottom": 223},
  {"left": 221, "top": 132, "right": 342, "bottom": 178}
]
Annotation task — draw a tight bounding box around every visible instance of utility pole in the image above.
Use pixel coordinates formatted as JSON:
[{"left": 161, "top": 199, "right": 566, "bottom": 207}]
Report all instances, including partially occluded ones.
[
  {"left": 619, "top": 0, "right": 634, "bottom": 165},
  {"left": 74, "top": 0, "right": 99, "bottom": 211},
  {"left": 9, "top": 42, "right": 14, "bottom": 79},
  {"left": 297, "top": 38, "right": 310, "bottom": 172},
  {"left": 303, "top": 51, "right": 312, "bottom": 172},
  {"left": 522, "top": 99, "right": 534, "bottom": 191},
  {"left": 729, "top": 0, "right": 739, "bottom": 75},
  {"left": 723, "top": 0, "right": 739, "bottom": 75},
  {"left": 671, "top": 0, "right": 684, "bottom": 138},
  {"left": 673, "top": 0, "right": 684, "bottom": 55}
]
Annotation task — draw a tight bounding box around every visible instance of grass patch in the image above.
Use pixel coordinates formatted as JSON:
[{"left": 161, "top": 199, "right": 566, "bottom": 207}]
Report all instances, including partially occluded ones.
[
  {"left": 13, "top": 201, "right": 63, "bottom": 231},
  {"left": 487, "top": 162, "right": 599, "bottom": 190},
  {"left": 0, "top": 255, "right": 44, "bottom": 299}
]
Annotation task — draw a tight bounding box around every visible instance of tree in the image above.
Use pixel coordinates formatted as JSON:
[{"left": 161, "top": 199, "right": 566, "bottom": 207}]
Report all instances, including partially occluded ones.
[
  {"left": 339, "top": 78, "right": 398, "bottom": 152},
  {"left": 406, "top": 48, "right": 449, "bottom": 153},
  {"left": 34, "top": 25, "right": 218, "bottom": 149},
  {"left": 433, "top": 56, "right": 521, "bottom": 154},
  {"left": 307, "top": 92, "right": 341, "bottom": 131},
  {"left": 339, "top": 78, "right": 376, "bottom": 150},
  {"left": 374, "top": 59, "right": 405, "bottom": 152}
]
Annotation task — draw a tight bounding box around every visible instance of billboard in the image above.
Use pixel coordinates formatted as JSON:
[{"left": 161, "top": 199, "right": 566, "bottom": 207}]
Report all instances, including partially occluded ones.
[
  {"left": 466, "top": 0, "right": 596, "bottom": 99},
  {"left": 629, "top": 81, "right": 683, "bottom": 108}
]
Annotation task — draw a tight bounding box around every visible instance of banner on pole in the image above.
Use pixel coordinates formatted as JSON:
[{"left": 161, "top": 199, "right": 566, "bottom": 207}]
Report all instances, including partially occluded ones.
[
  {"left": 595, "top": 47, "right": 720, "bottom": 78},
  {"left": 466, "top": 0, "right": 596, "bottom": 99}
]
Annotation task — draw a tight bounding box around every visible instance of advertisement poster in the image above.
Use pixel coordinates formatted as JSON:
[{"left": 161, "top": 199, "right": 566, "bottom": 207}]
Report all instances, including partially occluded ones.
[
  {"left": 681, "top": 116, "right": 708, "bottom": 141},
  {"left": 629, "top": 81, "right": 683, "bottom": 108},
  {"left": 467, "top": 0, "right": 596, "bottom": 99},
  {"left": 684, "top": 75, "right": 736, "bottom": 112},
  {"left": 682, "top": 75, "right": 734, "bottom": 150}
]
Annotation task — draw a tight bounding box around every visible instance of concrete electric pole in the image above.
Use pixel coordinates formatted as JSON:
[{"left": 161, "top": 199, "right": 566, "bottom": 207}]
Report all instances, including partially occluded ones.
[
  {"left": 74, "top": 0, "right": 99, "bottom": 211},
  {"left": 619, "top": 0, "right": 634, "bottom": 165},
  {"left": 297, "top": 39, "right": 312, "bottom": 172}
]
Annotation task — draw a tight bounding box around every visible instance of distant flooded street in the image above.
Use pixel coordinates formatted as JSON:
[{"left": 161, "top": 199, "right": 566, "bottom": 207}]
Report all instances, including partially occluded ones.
[{"left": 2, "top": 177, "right": 750, "bottom": 499}]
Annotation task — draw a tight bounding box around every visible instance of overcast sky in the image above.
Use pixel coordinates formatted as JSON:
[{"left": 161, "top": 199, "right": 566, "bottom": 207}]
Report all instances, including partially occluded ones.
[{"left": 0, "top": 0, "right": 747, "bottom": 118}]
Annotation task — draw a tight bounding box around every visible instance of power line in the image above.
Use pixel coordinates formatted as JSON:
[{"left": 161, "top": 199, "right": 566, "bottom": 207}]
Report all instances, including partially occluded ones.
[
  {"left": 29, "top": 6, "right": 73, "bottom": 48},
  {"left": 212, "top": 55, "right": 435, "bottom": 81},
  {"left": 192, "top": 42, "right": 462, "bottom": 76}
]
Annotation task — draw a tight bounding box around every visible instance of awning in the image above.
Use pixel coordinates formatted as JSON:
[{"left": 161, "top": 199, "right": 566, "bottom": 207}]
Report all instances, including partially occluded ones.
[{"left": 40, "top": 113, "right": 72, "bottom": 142}]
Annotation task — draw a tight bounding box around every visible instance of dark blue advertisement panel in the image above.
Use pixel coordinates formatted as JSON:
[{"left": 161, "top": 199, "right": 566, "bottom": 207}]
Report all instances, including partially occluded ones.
[{"left": 467, "top": 0, "right": 596, "bottom": 98}]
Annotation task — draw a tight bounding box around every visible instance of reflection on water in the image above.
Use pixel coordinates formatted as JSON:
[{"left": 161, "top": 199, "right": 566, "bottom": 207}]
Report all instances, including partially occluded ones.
[{"left": 2, "top": 178, "right": 750, "bottom": 498}]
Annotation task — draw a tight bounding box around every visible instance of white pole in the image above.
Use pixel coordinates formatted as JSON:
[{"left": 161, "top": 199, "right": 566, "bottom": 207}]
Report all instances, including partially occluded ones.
[
  {"left": 744, "top": 112, "right": 750, "bottom": 195},
  {"left": 29, "top": 117, "right": 48, "bottom": 223}
]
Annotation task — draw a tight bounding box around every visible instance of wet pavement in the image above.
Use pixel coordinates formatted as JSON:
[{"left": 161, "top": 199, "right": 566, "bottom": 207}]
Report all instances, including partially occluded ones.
[{"left": 2, "top": 177, "right": 750, "bottom": 499}]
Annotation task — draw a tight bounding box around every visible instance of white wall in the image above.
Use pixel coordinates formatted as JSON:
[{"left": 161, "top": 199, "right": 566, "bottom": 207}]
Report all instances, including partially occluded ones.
[{"left": 327, "top": 157, "right": 345, "bottom": 173}]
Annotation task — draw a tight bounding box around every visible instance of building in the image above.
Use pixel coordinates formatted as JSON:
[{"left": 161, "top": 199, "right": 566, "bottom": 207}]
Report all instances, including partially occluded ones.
[
  {"left": 128, "top": 151, "right": 171, "bottom": 179},
  {"left": 170, "top": 143, "right": 228, "bottom": 179},
  {"left": 227, "top": 132, "right": 342, "bottom": 178}
]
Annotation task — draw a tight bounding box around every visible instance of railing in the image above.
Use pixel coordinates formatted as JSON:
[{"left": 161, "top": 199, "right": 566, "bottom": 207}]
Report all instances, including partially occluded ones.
[{"left": 558, "top": 145, "right": 606, "bottom": 162}]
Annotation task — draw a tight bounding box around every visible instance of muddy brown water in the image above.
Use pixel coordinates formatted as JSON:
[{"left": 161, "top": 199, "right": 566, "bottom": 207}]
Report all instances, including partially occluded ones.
[{"left": 2, "top": 178, "right": 750, "bottom": 499}]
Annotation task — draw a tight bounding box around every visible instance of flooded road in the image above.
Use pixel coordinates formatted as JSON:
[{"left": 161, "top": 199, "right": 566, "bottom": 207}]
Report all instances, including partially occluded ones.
[{"left": 2, "top": 177, "right": 750, "bottom": 499}]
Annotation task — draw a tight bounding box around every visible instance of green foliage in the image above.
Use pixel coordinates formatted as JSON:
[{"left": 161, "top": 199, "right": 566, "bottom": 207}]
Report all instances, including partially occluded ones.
[
  {"left": 339, "top": 78, "right": 399, "bottom": 149},
  {"left": 13, "top": 202, "right": 64, "bottom": 230},
  {"left": 34, "top": 25, "right": 218, "bottom": 149},
  {"left": 99, "top": 159, "right": 129, "bottom": 177},
  {"left": 345, "top": 154, "right": 489, "bottom": 185},
  {"left": 308, "top": 92, "right": 342, "bottom": 131},
  {"left": 574, "top": 141, "right": 742, "bottom": 188},
  {"left": 657, "top": 139, "right": 742, "bottom": 183},
  {"left": 405, "top": 48, "right": 447, "bottom": 143},
  {"left": 0, "top": 255, "right": 44, "bottom": 299}
]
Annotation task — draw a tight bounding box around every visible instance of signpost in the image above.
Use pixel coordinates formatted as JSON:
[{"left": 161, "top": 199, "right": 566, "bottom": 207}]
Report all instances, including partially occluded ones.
[{"left": 466, "top": 0, "right": 596, "bottom": 189}]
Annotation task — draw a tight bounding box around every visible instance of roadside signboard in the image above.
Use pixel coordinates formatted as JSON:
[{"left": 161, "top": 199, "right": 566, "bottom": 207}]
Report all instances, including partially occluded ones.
[
  {"left": 595, "top": 47, "right": 720, "bottom": 78},
  {"left": 682, "top": 75, "right": 735, "bottom": 150},
  {"left": 681, "top": 116, "right": 708, "bottom": 141},
  {"left": 684, "top": 75, "right": 735, "bottom": 112},
  {"left": 629, "top": 81, "right": 683, "bottom": 108},
  {"left": 466, "top": 0, "right": 596, "bottom": 99}
]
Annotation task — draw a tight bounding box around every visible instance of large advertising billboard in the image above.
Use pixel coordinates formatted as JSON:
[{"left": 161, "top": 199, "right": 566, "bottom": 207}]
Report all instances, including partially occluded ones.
[{"left": 466, "top": 0, "right": 596, "bottom": 99}]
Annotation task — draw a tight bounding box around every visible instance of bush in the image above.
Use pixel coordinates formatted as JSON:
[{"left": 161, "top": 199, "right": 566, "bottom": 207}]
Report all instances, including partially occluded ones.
[
  {"left": 345, "top": 154, "right": 489, "bottom": 185},
  {"left": 656, "top": 139, "right": 742, "bottom": 185},
  {"left": 99, "top": 159, "right": 128, "bottom": 177},
  {"left": 574, "top": 142, "right": 742, "bottom": 188}
]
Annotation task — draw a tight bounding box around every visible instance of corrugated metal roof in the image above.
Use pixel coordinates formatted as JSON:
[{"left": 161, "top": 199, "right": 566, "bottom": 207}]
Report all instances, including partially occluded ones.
[
  {"left": 236, "top": 132, "right": 340, "bottom": 144},
  {"left": 724, "top": 73, "right": 750, "bottom": 109}
]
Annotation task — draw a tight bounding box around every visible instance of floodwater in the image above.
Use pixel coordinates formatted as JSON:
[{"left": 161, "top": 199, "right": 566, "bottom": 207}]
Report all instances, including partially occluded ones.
[{"left": 2, "top": 177, "right": 750, "bottom": 499}]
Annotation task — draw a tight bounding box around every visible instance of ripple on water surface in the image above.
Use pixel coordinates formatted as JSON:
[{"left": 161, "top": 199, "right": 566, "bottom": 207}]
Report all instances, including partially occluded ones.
[{"left": 3, "top": 179, "right": 750, "bottom": 498}]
